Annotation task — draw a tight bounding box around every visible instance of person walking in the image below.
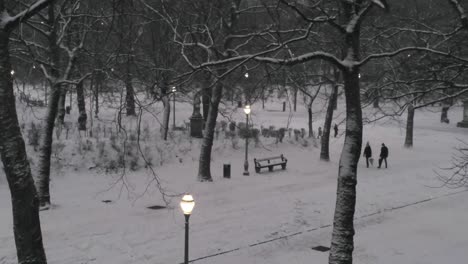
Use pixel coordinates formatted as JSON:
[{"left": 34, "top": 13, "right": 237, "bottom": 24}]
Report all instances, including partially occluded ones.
[
  {"left": 317, "top": 127, "right": 322, "bottom": 139},
  {"left": 334, "top": 123, "right": 338, "bottom": 138},
  {"left": 363, "top": 142, "right": 372, "bottom": 168},
  {"left": 378, "top": 143, "right": 389, "bottom": 168}
]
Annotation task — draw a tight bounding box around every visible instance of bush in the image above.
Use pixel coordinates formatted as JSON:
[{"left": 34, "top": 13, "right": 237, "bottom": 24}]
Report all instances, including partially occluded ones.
[
  {"left": 238, "top": 127, "right": 250, "bottom": 139},
  {"left": 229, "top": 121, "right": 236, "bottom": 132}
]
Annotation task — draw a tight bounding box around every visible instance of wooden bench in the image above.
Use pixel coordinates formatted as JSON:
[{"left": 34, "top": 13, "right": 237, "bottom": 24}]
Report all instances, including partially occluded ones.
[{"left": 254, "top": 154, "right": 287, "bottom": 173}]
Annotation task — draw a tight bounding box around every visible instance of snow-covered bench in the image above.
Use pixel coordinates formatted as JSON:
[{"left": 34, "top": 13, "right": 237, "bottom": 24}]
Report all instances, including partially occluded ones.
[{"left": 254, "top": 154, "right": 287, "bottom": 173}]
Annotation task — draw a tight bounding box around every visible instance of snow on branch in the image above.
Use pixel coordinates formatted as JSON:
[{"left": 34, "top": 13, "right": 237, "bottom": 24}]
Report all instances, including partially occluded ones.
[
  {"left": 344, "top": 0, "right": 389, "bottom": 34},
  {"left": 358, "top": 47, "right": 468, "bottom": 66},
  {"left": 371, "top": 0, "right": 389, "bottom": 9},
  {"left": 3, "top": 0, "right": 53, "bottom": 31},
  {"left": 346, "top": 3, "right": 373, "bottom": 34},
  {"left": 254, "top": 51, "right": 343, "bottom": 69}
]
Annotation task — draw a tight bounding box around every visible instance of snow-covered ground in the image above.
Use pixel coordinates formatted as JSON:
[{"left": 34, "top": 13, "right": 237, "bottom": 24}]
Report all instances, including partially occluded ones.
[{"left": 1, "top": 96, "right": 468, "bottom": 264}]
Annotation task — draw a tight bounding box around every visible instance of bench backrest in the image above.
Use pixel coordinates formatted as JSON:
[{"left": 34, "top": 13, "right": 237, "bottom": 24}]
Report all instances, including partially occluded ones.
[{"left": 255, "top": 154, "right": 286, "bottom": 163}]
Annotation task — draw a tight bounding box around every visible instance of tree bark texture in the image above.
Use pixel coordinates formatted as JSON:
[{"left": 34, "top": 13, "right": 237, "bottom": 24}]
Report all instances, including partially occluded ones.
[
  {"left": 441, "top": 105, "right": 449, "bottom": 123},
  {"left": 198, "top": 80, "right": 223, "bottom": 182},
  {"left": 328, "top": 70, "right": 362, "bottom": 264},
  {"left": 125, "top": 56, "right": 136, "bottom": 116},
  {"left": 328, "top": 2, "right": 364, "bottom": 263},
  {"left": 93, "top": 75, "right": 99, "bottom": 117},
  {"left": 202, "top": 73, "right": 211, "bottom": 122},
  {"left": 373, "top": 96, "right": 379, "bottom": 108},
  {"left": 37, "top": 4, "right": 61, "bottom": 208},
  {"left": 320, "top": 85, "right": 338, "bottom": 161},
  {"left": 37, "top": 83, "right": 61, "bottom": 207},
  {"left": 0, "top": 29, "right": 47, "bottom": 264},
  {"left": 161, "top": 95, "right": 170, "bottom": 141},
  {"left": 56, "top": 88, "right": 66, "bottom": 124},
  {"left": 293, "top": 87, "right": 298, "bottom": 112},
  {"left": 308, "top": 105, "right": 313, "bottom": 137},
  {"left": 76, "top": 79, "right": 87, "bottom": 131},
  {"left": 404, "top": 104, "right": 414, "bottom": 148}
]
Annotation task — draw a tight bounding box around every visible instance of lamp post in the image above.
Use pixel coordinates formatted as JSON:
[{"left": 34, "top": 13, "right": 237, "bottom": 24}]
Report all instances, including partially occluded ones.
[
  {"left": 180, "top": 194, "right": 195, "bottom": 264},
  {"left": 243, "top": 105, "right": 251, "bottom": 176},
  {"left": 172, "top": 86, "right": 176, "bottom": 129}
]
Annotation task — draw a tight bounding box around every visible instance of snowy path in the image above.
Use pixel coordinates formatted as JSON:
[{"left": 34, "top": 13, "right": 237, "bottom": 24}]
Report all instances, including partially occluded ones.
[{"left": 196, "top": 189, "right": 468, "bottom": 264}]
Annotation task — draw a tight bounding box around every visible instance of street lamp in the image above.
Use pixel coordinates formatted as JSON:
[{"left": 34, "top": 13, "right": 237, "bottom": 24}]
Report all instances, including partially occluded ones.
[
  {"left": 243, "top": 105, "right": 251, "bottom": 176},
  {"left": 244, "top": 72, "right": 249, "bottom": 78},
  {"left": 172, "top": 86, "right": 177, "bottom": 129},
  {"left": 180, "top": 194, "right": 195, "bottom": 264},
  {"left": 10, "top": 70, "right": 15, "bottom": 76}
]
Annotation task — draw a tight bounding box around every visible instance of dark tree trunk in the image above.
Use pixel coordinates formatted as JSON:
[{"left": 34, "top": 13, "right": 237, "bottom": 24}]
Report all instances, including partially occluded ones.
[
  {"left": 198, "top": 80, "right": 223, "bottom": 182},
  {"left": 125, "top": 80, "right": 136, "bottom": 116},
  {"left": 333, "top": 69, "right": 339, "bottom": 110},
  {"left": 37, "top": 4, "right": 61, "bottom": 209},
  {"left": 202, "top": 74, "right": 211, "bottom": 122},
  {"left": 293, "top": 87, "right": 298, "bottom": 112},
  {"left": 404, "top": 104, "right": 414, "bottom": 148},
  {"left": 161, "top": 95, "right": 170, "bottom": 141},
  {"left": 441, "top": 105, "right": 449, "bottom": 123},
  {"left": 308, "top": 105, "right": 313, "bottom": 137},
  {"left": 125, "top": 59, "right": 136, "bottom": 116},
  {"left": 56, "top": 88, "right": 66, "bottom": 124},
  {"left": 262, "top": 86, "right": 265, "bottom": 109},
  {"left": 373, "top": 96, "right": 379, "bottom": 108},
  {"left": 44, "top": 80, "right": 48, "bottom": 106},
  {"left": 93, "top": 75, "right": 99, "bottom": 118},
  {"left": 0, "top": 29, "right": 47, "bottom": 264},
  {"left": 329, "top": 70, "right": 362, "bottom": 264},
  {"left": 76, "top": 79, "right": 87, "bottom": 131},
  {"left": 320, "top": 85, "right": 338, "bottom": 161},
  {"left": 37, "top": 83, "right": 61, "bottom": 207},
  {"left": 328, "top": 2, "right": 365, "bottom": 263}
]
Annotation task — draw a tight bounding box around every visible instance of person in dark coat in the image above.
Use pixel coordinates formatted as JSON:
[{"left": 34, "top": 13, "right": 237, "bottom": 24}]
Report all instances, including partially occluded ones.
[
  {"left": 363, "top": 142, "right": 372, "bottom": 168},
  {"left": 317, "top": 127, "right": 322, "bottom": 139},
  {"left": 378, "top": 143, "right": 389, "bottom": 168},
  {"left": 334, "top": 123, "right": 338, "bottom": 138}
]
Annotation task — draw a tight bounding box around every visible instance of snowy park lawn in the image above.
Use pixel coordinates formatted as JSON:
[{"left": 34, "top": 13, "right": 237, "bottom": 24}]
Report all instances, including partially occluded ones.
[{"left": 1, "top": 102, "right": 468, "bottom": 263}]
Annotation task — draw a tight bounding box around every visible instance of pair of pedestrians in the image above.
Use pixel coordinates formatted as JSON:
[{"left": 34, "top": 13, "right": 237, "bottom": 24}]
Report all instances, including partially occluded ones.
[
  {"left": 363, "top": 142, "right": 389, "bottom": 168},
  {"left": 317, "top": 124, "right": 339, "bottom": 139}
]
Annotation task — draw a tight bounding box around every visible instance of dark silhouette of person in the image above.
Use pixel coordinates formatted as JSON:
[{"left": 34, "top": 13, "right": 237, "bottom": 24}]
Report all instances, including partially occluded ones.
[
  {"left": 317, "top": 127, "right": 322, "bottom": 139},
  {"left": 378, "top": 143, "right": 389, "bottom": 168},
  {"left": 363, "top": 142, "right": 372, "bottom": 168},
  {"left": 334, "top": 123, "right": 338, "bottom": 138}
]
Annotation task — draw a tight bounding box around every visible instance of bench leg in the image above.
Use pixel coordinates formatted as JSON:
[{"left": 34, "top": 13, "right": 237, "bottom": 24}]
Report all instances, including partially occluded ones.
[
  {"left": 281, "top": 164, "right": 286, "bottom": 170},
  {"left": 255, "top": 167, "right": 260, "bottom": 173},
  {"left": 268, "top": 166, "right": 273, "bottom": 172}
]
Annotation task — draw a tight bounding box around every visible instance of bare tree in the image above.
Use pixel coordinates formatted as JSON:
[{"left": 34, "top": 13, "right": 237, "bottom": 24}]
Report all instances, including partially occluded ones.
[
  {"left": 0, "top": 1, "right": 53, "bottom": 262},
  {"left": 20, "top": 0, "right": 87, "bottom": 208}
]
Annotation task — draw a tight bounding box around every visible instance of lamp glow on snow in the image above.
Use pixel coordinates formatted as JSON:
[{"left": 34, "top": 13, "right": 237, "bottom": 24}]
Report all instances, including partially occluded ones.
[
  {"left": 244, "top": 105, "right": 251, "bottom": 115},
  {"left": 180, "top": 194, "right": 195, "bottom": 215},
  {"left": 181, "top": 194, "right": 195, "bottom": 264}
]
